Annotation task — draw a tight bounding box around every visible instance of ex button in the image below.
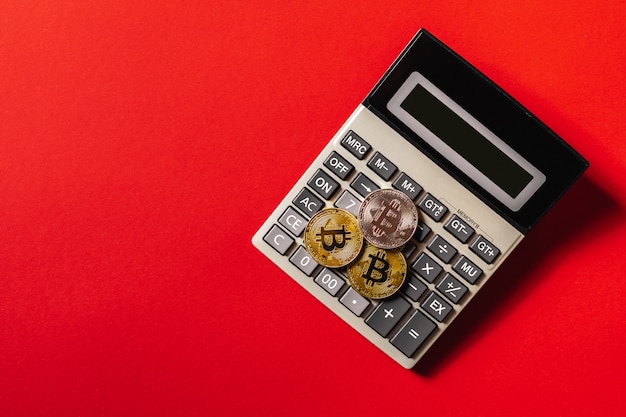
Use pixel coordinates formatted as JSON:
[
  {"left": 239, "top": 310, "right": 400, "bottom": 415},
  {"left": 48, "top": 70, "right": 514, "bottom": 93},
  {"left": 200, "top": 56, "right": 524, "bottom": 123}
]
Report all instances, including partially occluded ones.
[{"left": 469, "top": 235, "right": 500, "bottom": 264}]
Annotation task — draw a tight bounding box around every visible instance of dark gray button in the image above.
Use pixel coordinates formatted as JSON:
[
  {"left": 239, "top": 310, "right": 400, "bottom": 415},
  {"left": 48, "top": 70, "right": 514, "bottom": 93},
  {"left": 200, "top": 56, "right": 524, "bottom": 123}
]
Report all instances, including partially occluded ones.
[
  {"left": 365, "top": 297, "right": 412, "bottom": 337},
  {"left": 292, "top": 188, "right": 324, "bottom": 218},
  {"left": 403, "top": 275, "right": 428, "bottom": 302},
  {"left": 436, "top": 273, "right": 468, "bottom": 304},
  {"left": 289, "top": 246, "right": 318, "bottom": 276},
  {"left": 418, "top": 193, "right": 448, "bottom": 222},
  {"left": 411, "top": 252, "right": 443, "bottom": 283},
  {"left": 314, "top": 268, "right": 344, "bottom": 296},
  {"left": 340, "top": 130, "right": 371, "bottom": 160},
  {"left": 278, "top": 206, "right": 308, "bottom": 237},
  {"left": 307, "top": 169, "right": 339, "bottom": 200},
  {"left": 350, "top": 172, "right": 380, "bottom": 198},
  {"left": 334, "top": 190, "right": 361, "bottom": 216},
  {"left": 401, "top": 241, "right": 417, "bottom": 260},
  {"left": 469, "top": 235, "right": 501, "bottom": 264},
  {"left": 453, "top": 255, "right": 483, "bottom": 284},
  {"left": 444, "top": 215, "right": 475, "bottom": 243},
  {"left": 421, "top": 292, "right": 453, "bottom": 322},
  {"left": 367, "top": 151, "right": 397, "bottom": 181},
  {"left": 390, "top": 310, "right": 437, "bottom": 358},
  {"left": 324, "top": 151, "right": 354, "bottom": 180},
  {"left": 427, "top": 234, "right": 458, "bottom": 264},
  {"left": 263, "top": 225, "right": 295, "bottom": 255},
  {"left": 414, "top": 220, "right": 431, "bottom": 242},
  {"left": 340, "top": 287, "right": 371, "bottom": 317},
  {"left": 392, "top": 172, "right": 422, "bottom": 201}
]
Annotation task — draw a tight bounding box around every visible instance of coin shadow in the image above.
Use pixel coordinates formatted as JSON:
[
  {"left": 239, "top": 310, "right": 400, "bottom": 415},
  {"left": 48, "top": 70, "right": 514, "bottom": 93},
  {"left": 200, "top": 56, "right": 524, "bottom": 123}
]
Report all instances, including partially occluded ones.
[{"left": 412, "top": 176, "right": 621, "bottom": 376}]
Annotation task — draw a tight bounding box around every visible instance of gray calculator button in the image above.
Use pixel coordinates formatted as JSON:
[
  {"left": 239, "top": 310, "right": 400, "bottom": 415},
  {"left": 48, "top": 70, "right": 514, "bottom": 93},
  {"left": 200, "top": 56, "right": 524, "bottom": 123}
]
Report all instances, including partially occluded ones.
[
  {"left": 340, "top": 287, "right": 371, "bottom": 317},
  {"left": 414, "top": 220, "right": 431, "bottom": 242},
  {"left": 365, "top": 297, "right": 412, "bottom": 337},
  {"left": 334, "top": 190, "right": 361, "bottom": 216},
  {"left": 421, "top": 292, "right": 453, "bottom": 322},
  {"left": 469, "top": 235, "right": 501, "bottom": 264},
  {"left": 324, "top": 151, "right": 354, "bottom": 180},
  {"left": 436, "top": 273, "right": 468, "bottom": 304},
  {"left": 314, "top": 268, "right": 345, "bottom": 296},
  {"left": 307, "top": 168, "right": 339, "bottom": 200},
  {"left": 350, "top": 172, "right": 380, "bottom": 198},
  {"left": 453, "top": 255, "right": 483, "bottom": 284},
  {"left": 403, "top": 275, "right": 428, "bottom": 302},
  {"left": 427, "top": 234, "right": 458, "bottom": 264},
  {"left": 340, "top": 130, "right": 371, "bottom": 160},
  {"left": 390, "top": 310, "right": 437, "bottom": 358},
  {"left": 401, "top": 240, "right": 417, "bottom": 260},
  {"left": 392, "top": 172, "right": 422, "bottom": 201},
  {"left": 411, "top": 252, "right": 443, "bottom": 283},
  {"left": 293, "top": 188, "right": 324, "bottom": 218},
  {"left": 278, "top": 207, "right": 308, "bottom": 236},
  {"left": 418, "top": 193, "right": 448, "bottom": 221},
  {"left": 367, "top": 151, "right": 397, "bottom": 181},
  {"left": 444, "top": 215, "right": 475, "bottom": 243},
  {"left": 289, "top": 246, "right": 318, "bottom": 276},
  {"left": 263, "top": 225, "right": 295, "bottom": 255}
]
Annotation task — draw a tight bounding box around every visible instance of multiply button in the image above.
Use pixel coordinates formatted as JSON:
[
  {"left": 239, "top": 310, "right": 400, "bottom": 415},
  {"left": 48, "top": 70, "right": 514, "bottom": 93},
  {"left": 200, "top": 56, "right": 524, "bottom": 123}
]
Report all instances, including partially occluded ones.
[
  {"left": 411, "top": 252, "right": 443, "bottom": 283},
  {"left": 469, "top": 235, "right": 500, "bottom": 264}
]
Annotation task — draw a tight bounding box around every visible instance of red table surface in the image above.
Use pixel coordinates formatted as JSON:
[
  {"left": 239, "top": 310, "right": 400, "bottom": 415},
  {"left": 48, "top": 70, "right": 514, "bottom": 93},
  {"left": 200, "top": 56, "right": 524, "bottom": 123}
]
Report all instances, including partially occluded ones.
[{"left": 1, "top": 1, "right": 625, "bottom": 416}]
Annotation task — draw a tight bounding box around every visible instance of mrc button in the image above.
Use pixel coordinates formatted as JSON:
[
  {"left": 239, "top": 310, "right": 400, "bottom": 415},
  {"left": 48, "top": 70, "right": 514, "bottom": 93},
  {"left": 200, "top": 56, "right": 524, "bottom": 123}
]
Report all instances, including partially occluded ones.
[
  {"left": 341, "top": 130, "right": 371, "bottom": 160},
  {"left": 469, "top": 235, "right": 501, "bottom": 264}
]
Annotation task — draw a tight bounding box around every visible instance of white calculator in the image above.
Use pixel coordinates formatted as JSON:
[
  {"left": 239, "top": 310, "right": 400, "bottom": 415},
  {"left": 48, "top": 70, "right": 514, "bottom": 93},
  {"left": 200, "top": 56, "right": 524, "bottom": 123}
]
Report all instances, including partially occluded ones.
[{"left": 252, "top": 29, "right": 588, "bottom": 368}]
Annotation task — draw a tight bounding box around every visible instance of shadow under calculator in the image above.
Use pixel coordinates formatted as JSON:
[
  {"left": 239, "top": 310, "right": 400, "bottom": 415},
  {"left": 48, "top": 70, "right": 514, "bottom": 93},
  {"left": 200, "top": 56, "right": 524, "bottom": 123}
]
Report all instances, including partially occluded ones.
[{"left": 413, "top": 176, "right": 621, "bottom": 376}]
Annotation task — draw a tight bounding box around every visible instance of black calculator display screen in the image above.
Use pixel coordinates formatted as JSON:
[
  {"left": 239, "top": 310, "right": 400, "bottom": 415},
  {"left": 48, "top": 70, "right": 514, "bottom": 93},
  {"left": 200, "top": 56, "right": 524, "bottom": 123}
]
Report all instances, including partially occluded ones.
[
  {"left": 365, "top": 29, "right": 589, "bottom": 234},
  {"left": 387, "top": 71, "right": 546, "bottom": 212},
  {"left": 400, "top": 84, "right": 533, "bottom": 197}
]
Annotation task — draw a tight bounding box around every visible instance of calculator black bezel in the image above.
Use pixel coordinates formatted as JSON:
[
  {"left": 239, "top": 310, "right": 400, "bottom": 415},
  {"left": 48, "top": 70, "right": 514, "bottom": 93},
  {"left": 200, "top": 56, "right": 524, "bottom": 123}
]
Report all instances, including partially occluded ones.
[{"left": 363, "top": 29, "right": 588, "bottom": 234}]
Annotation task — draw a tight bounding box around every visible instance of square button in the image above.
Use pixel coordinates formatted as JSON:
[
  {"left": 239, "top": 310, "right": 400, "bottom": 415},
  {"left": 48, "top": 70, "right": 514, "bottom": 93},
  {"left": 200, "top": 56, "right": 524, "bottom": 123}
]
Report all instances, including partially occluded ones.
[
  {"left": 411, "top": 252, "right": 443, "bottom": 283},
  {"left": 340, "top": 287, "right": 371, "bottom": 317}
]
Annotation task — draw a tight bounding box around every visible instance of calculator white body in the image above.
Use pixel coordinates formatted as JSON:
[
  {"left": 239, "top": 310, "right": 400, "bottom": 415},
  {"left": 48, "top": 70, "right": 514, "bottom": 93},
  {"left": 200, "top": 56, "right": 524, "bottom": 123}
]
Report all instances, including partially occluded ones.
[{"left": 252, "top": 30, "right": 588, "bottom": 369}]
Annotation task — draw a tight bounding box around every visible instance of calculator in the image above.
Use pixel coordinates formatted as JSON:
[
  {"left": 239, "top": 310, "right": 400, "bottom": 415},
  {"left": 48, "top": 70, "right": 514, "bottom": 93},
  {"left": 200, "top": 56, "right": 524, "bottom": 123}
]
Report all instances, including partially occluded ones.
[{"left": 252, "top": 29, "right": 588, "bottom": 369}]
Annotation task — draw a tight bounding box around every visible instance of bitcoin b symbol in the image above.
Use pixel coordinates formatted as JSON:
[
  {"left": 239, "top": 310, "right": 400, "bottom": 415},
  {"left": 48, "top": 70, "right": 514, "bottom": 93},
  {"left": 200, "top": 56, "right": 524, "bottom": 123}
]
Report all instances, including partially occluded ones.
[
  {"left": 315, "top": 223, "right": 351, "bottom": 251},
  {"left": 361, "top": 250, "right": 390, "bottom": 285},
  {"left": 371, "top": 199, "right": 402, "bottom": 237}
]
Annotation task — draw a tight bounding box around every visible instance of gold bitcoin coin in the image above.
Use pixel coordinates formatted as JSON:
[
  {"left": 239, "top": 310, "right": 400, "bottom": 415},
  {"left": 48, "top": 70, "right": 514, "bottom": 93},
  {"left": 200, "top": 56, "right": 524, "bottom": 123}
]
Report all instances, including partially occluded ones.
[
  {"left": 303, "top": 208, "right": 364, "bottom": 268},
  {"left": 358, "top": 188, "right": 418, "bottom": 250},
  {"left": 347, "top": 243, "right": 407, "bottom": 299}
]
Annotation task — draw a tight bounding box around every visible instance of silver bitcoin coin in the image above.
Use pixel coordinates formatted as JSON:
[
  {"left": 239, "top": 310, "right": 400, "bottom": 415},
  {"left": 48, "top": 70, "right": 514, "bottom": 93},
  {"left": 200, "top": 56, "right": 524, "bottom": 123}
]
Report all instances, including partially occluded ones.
[{"left": 358, "top": 189, "right": 418, "bottom": 250}]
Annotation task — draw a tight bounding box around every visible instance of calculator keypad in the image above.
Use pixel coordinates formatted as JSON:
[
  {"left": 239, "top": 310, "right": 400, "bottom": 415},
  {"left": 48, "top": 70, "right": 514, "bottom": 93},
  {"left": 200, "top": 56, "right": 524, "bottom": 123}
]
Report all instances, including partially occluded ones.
[{"left": 252, "top": 113, "right": 515, "bottom": 368}]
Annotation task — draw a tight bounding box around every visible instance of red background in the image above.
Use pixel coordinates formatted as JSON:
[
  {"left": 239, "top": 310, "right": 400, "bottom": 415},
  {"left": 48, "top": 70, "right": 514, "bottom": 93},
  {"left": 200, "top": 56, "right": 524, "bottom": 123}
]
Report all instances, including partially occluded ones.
[{"left": 1, "top": 1, "right": 625, "bottom": 416}]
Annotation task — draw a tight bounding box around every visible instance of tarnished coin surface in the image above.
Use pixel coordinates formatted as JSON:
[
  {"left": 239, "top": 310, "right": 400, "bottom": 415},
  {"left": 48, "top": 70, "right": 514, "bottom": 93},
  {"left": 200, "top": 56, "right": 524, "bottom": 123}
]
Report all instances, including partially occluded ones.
[
  {"left": 347, "top": 243, "right": 407, "bottom": 299},
  {"left": 303, "top": 208, "right": 364, "bottom": 268},
  {"left": 358, "top": 189, "right": 418, "bottom": 249}
]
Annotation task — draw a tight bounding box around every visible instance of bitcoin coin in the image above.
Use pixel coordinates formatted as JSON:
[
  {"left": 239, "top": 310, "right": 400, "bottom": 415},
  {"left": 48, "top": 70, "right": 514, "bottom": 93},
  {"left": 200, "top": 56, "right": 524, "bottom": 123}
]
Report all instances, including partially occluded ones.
[
  {"left": 347, "top": 243, "right": 407, "bottom": 299},
  {"left": 303, "top": 208, "right": 364, "bottom": 268},
  {"left": 358, "top": 188, "right": 418, "bottom": 249}
]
